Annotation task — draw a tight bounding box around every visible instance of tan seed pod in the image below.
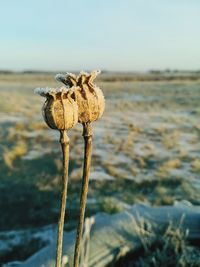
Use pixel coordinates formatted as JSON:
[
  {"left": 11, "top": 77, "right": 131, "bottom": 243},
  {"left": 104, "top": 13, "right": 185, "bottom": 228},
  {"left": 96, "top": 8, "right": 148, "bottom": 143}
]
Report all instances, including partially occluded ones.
[
  {"left": 55, "top": 72, "right": 77, "bottom": 87},
  {"left": 73, "top": 70, "right": 105, "bottom": 123},
  {"left": 35, "top": 86, "right": 78, "bottom": 130}
]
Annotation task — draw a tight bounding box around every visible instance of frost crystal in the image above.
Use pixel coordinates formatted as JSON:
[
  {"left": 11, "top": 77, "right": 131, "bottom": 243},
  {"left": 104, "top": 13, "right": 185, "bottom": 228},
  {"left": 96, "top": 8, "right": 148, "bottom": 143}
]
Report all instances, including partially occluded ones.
[
  {"left": 34, "top": 86, "right": 69, "bottom": 97},
  {"left": 55, "top": 72, "right": 76, "bottom": 81},
  {"left": 55, "top": 73, "right": 66, "bottom": 82},
  {"left": 77, "top": 70, "right": 101, "bottom": 80}
]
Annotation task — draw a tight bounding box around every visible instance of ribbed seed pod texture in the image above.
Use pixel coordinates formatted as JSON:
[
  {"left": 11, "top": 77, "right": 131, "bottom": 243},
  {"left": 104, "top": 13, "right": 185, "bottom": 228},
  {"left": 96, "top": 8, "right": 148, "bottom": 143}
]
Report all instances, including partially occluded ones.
[
  {"left": 73, "top": 71, "right": 105, "bottom": 123},
  {"left": 42, "top": 92, "right": 78, "bottom": 130},
  {"left": 74, "top": 86, "right": 104, "bottom": 123}
]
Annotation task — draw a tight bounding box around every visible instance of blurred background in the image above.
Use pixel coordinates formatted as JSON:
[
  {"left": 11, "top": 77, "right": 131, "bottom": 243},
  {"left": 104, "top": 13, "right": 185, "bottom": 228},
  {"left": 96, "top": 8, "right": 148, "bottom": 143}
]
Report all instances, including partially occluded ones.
[{"left": 0, "top": 0, "right": 200, "bottom": 266}]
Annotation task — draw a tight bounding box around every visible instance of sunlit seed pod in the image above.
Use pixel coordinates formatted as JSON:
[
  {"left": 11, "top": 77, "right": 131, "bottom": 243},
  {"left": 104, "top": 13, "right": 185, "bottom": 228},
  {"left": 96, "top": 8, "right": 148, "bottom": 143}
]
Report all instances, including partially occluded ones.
[
  {"left": 73, "top": 70, "right": 105, "bottom": 123},
  {"left": 55, "top": 73, "right": 77, "bottom": 87},
  {"left": 35, "top": 86, "right": 78, "bottom": 130}
]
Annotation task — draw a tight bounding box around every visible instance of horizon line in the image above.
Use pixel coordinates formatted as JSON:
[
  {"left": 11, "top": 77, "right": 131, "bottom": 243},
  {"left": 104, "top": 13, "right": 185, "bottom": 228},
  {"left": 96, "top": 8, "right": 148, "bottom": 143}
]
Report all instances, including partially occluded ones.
[{"left": 1, "top": 68, "right": 200, "bottom": 74}]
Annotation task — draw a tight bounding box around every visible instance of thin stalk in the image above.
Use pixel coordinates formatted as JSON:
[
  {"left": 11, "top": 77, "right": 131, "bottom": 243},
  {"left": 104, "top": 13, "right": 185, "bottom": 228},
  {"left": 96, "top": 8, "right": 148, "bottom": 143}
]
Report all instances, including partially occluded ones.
[
  {"left": 73, "top": 122, "right": 93, "bottom": 267},
  {"left": 56, "top": 130, "right": 70, "bottom": 267}
]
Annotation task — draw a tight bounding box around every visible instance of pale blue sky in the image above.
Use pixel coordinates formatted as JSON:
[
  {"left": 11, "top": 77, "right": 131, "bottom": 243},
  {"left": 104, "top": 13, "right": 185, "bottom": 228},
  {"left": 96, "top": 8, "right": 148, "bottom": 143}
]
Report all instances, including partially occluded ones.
[{"left": 0, "top": 0, "right": 200, "bottom": 71}]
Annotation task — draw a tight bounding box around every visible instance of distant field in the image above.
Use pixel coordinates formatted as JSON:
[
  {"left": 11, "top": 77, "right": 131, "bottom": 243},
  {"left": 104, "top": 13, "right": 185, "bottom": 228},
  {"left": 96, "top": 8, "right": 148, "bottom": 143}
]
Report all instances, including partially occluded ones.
[{"left": 0, "top": 73, "right": 200, "bottom": 264}]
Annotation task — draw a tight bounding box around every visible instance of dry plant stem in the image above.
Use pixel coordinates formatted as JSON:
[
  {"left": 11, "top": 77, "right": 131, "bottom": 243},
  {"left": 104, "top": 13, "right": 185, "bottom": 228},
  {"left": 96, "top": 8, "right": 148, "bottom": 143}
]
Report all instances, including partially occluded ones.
[
  {"left": 56, "top": 130, "right": 70, "bottom": 267},
  {"left": 74, "top": 122, "right": 93, "bottom": 267}
]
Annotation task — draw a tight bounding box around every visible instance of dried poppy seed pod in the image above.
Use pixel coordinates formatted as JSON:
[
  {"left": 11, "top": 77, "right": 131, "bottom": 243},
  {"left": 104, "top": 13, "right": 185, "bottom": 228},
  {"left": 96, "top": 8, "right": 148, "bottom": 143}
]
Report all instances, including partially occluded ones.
[
  {"left": 55, "top": 72, "right": 77, "bottom": 87},
  {"left": 35, "top": 86, "right": 78, "bottom": 130},
  {"left": 35, "top": 85, "right": 78, "bottom": 267},
  {"left": 74, "top": 70, "right": 105, "bottom": 123}
]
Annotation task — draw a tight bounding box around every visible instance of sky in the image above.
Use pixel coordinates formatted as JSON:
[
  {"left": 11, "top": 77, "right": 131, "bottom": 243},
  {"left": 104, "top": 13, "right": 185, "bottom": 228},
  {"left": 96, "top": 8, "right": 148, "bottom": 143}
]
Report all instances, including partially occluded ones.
[{"left": 0, "top": 0, "right": 200, "bottom": 72}]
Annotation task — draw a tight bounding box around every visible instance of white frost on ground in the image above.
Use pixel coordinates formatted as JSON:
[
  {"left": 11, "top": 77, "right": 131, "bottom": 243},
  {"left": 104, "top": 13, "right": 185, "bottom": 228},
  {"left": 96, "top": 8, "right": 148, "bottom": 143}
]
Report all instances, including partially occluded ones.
[
  {"left": 90, "top": 171, "right": 114, "bottom": 181},
  {"left": 0, "top": 225, "right": 56, "bottom": 252},
  {"left": 22, "top": 149, "right": 52, "bottom": 160},
  {"left": 0, "top": 113, "right": 26, "bottom": 123}
]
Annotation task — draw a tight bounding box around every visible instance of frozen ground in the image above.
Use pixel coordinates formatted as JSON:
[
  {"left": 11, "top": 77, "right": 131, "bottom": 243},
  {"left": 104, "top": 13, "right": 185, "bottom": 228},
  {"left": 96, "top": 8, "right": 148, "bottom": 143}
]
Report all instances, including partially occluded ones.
[{"left": 0, "top": 74, "right": 200, "bottom": 265}]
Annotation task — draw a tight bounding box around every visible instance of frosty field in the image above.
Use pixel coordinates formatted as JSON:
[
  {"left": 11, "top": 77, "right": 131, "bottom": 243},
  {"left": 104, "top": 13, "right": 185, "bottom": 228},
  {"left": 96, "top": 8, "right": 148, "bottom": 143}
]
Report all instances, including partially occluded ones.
[{"left": 0, "top": 73, "right": 200, "bottom": 265}]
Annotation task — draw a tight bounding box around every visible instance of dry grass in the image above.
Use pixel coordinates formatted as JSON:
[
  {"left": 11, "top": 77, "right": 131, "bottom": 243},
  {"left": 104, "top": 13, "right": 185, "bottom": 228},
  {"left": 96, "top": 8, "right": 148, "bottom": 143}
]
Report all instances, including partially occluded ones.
[
  {"left": 114, "top": 221, "right": 200, "bottom": 267},
  {"left": 0, "top": 74, "right": 200, "bottom": 264},
  {"left": 162, "top": 158, "right": 182, "bottom": 169},
  {"left": 161, "top": 131, "right": 180, "bottom": 149},
  {"left": 100, "top": 197, "right": 124, "bottom": 214},
  {"left": 3, "top": 140, "right": 28, "bottom": 169},
  {"left": 191, "top": 159, "right": 200, "bottom": 173}
]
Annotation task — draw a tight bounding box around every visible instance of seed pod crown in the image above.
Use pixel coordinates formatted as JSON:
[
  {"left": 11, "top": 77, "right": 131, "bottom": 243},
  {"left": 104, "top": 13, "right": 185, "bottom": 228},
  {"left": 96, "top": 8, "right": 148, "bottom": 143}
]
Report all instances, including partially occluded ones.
[{"left": 56, "top": 70, "right": 105, "bottom": 123}]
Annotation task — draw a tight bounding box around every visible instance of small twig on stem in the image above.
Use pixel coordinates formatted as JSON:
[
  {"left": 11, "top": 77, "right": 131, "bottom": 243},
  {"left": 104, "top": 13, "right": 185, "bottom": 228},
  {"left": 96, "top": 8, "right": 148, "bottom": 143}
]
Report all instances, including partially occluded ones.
[
  {"left": 56, "top": 130, "right": 70, "bottom": 267},
  {"left": 74, "top": 122, "right": 93, "bottom": 267}
]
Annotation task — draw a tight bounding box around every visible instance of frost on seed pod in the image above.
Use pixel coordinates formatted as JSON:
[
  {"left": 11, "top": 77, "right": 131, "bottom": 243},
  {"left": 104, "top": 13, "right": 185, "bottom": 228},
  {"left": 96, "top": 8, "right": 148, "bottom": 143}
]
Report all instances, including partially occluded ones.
[
  {"left": 75, "top": 70, "right": 105, "bottom": 123},
  {"left": 34, "top": 86, "right": 78, "bottom": 130},
  {"left": 55, "top": 72, "right": 77, "bottom": 88}
]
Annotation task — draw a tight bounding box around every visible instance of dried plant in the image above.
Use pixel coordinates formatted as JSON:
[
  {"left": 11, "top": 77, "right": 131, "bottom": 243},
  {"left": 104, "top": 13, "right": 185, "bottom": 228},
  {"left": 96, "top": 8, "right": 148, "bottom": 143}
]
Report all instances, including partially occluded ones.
[
  {"left": 34, "top": 86, "right": 78, "bottom": 267},
  {"left": 79, "top": 217, "right": 95, "bottom": 267},
  {"left": 56, "top": 70, "right": 105, "bottom": 267}
]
